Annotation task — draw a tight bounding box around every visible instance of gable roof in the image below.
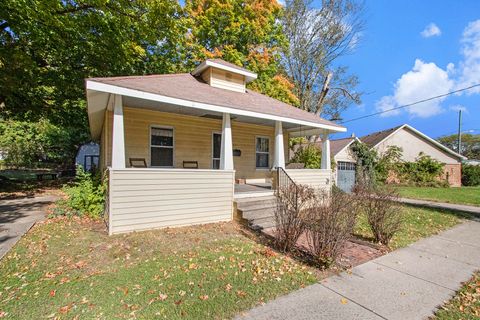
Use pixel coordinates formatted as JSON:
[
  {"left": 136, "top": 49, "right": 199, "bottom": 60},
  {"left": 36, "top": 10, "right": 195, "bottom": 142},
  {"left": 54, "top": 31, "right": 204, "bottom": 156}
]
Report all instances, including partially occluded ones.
[
  {"left": 330, "top": 137, "right": 358, "bottom": 156},
  {"left": 359, "top": 125, "right": 402, "bottom": 148},
  {"left": 86, "top": 73, "right": 345, "bottom": 133},
  {"left": 360, "top": 124, "right": 466, "bottom": 160}
]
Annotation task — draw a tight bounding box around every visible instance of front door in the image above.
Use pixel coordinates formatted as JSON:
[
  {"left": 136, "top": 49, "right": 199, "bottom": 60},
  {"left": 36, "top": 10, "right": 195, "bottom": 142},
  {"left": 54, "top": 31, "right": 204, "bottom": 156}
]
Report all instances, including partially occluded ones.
[{"left": 337, "top": 161, "right": 356, "bottom": 193}]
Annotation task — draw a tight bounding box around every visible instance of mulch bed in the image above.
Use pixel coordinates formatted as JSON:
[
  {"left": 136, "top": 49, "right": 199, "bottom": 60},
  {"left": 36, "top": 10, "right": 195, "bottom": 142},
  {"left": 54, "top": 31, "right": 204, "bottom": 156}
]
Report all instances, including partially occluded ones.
[{"left": 262, "top": 227, "right": 387, "bottom": 270}]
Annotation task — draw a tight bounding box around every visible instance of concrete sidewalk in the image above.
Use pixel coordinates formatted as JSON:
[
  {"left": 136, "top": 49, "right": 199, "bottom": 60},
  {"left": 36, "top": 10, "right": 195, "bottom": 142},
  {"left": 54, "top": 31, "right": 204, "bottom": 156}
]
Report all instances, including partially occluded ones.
[
  {"left": 0, "top": 196, "right": 58, "bottom": 259},
  {"left": 398, "top": 197, "right": 480, "bottom": 216},
  {"left": 236, "top": 220, "right": 480, "bottom": 320}
]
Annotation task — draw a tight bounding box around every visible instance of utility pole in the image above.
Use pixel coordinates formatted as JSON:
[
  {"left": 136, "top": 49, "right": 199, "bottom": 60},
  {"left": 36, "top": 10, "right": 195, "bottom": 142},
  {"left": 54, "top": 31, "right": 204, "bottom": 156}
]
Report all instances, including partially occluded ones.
[{"left": 457, "top": 110, "right": 462, "bottom": 154}]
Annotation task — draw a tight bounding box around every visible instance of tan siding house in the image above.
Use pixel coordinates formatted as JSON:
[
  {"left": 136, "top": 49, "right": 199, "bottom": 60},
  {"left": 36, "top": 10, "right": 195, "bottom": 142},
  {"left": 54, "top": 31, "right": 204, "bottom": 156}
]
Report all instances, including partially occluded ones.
[
  {"left": 361, "top": 124, "right": 466, "bottom": 187},
  {"left": 87, "top": 59, "right": 345, "bottom": 234}
]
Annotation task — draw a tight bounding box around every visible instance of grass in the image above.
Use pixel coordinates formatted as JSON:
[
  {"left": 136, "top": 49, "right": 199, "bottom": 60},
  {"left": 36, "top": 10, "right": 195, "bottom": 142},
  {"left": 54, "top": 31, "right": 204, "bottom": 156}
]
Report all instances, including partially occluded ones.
[
  {"left": 394, "top": 186, "right": 480, "bottom": 207},
  {"left": 0, "top": 218, "right": 317, "bottom": 319},
  {"left": 354, "top": 205, "right": 471, "bottom": 250},
  {"left": 434, "top": 271, "right": 480, "bottom": 319}
]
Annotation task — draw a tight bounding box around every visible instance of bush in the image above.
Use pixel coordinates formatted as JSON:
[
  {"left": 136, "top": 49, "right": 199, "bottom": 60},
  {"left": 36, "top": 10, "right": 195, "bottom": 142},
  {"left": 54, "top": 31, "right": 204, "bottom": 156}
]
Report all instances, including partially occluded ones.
[
  {"left": 304, "top": 189, "right": 359, "bottom": 266},
  {"left": 462, "top": 164, "right": 480, "bottom": 186},
  {"left": 274, "top": 184, "right": 315, "bottom": 252},
  {"left": 60, "top": 166, "right": 106, "bottom": 219},
  {"left": 290, "top": 145, "right": 322, "bottom": 169},
  {"left": 356, "top": 186, "right": 402, "bottom": 246}
]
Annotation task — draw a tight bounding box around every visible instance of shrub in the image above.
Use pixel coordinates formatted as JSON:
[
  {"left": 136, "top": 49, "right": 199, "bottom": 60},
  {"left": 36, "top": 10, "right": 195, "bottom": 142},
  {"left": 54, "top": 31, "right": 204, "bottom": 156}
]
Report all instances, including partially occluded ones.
[
  {"left": 290, "top": 145, "right": 322, "bottom": 169},
  {"left": 304, "top": 189, "right": 359, "bottom": 266},
  {"left": 462, "top": 164, "right": 480, "bottom": 186},
  {"left": 274, "top": 184, "right": 315, "bottom": 252},
  {"left": 61, "top": 166, "right": 106, "bottom": 219},
  {"left": 357, "top": 186, "right": 402, "bottom": 246}
]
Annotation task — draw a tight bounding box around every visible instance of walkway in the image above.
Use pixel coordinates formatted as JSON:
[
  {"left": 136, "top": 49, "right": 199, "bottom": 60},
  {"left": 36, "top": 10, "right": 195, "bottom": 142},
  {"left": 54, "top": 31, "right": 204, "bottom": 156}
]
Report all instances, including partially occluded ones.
[
  {"left": 236, "top": 220, "right": 480, "bottom": 320},
  {"left": 398, "top": 197, "right": 480, "bottom": 216},
  {"left": 0, "top": 196, "right": 58, "bottom": 259}
]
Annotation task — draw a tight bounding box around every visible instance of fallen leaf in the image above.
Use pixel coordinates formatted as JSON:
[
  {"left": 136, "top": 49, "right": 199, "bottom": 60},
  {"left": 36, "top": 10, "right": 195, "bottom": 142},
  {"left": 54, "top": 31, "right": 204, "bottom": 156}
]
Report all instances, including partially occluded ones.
[
  {"left": 49, "top": 290, "right": 56, "bottom": 297},
  {"left": 341, "top": 298, "right": 348, "bottom": 305},
  {"left": 199, "top": 295, "right": 209, "bottom": 300}
]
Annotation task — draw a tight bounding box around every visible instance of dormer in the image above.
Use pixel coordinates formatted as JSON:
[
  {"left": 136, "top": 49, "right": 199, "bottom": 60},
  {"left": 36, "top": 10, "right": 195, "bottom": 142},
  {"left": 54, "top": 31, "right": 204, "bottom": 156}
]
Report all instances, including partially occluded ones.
[{"left": 192, "top": 59, "right": 257, "bottom": 93}]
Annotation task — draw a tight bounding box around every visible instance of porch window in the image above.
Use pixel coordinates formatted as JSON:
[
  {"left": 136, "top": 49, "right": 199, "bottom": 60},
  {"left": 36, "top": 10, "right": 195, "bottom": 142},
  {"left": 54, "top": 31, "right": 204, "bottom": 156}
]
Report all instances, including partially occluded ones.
[
  {"left": 212, "top": 133, "right": 221, "bottom": 169},
  {"left": 151, "top": 127, "right": 174, "bottom": 167},
  {"left": 256, "top": 137, "right": 269, "bottom": 168}
]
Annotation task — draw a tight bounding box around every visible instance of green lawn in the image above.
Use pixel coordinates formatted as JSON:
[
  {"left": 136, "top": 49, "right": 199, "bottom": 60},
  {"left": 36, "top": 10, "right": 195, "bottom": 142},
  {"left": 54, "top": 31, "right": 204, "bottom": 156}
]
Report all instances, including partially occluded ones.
[
  {"left": 0, "top": 219, "right": 316, "bottom": 319},
  {"left": 394, "top": 186, "right": 480, "bottom": 207},
  {"left": 434, "top": 271, "right": 480, "bottom": 319},
  {"left": 355, "top": 205, "right": 471, "bottom": 250}
]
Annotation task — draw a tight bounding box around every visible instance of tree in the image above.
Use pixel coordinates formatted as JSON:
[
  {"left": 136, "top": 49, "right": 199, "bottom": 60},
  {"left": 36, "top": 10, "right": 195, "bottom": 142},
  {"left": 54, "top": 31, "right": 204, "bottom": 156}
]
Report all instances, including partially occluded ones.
[
  {"left": 0, "top": 0, "right": 184, "bottom": 166},
  {"left": 184, "top": 0, "right": 299, "bottom": 105},
  {"left": 438, "top": 133, "right": 480, "bottom": 160},
  {"left": 281, "top": 0, "right": 363, "bottom": 119}
]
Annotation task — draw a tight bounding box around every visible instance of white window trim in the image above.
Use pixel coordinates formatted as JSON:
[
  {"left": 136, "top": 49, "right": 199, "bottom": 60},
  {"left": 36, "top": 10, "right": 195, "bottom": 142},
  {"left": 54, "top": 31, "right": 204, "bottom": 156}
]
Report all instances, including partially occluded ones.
[
  {"left": 255, "top": 136, "right": 270, "bottom": 170},
  {"left": 149, "top": 125, "right": 175, "bottom": 168},
  {"left": 212, "top": 131, "right": 221, "bottom": 169}
]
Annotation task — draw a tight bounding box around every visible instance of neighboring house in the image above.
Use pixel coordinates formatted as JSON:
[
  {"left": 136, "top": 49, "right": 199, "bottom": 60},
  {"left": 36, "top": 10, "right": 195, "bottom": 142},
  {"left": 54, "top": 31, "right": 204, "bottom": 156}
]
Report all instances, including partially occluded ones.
[
  {"left": 290, "top": 136, "right": 360, "bottom": 192},
  {"left": 85, "top": 59, "right": 346, "bottom": 234},
  {"left": 464, "top": 159, "right": 480, "bottom": 166},
  {"left": 75, "top": 142, "right": 100, "bottom": 171},
  {"left": 360, "top": 124, "right": 467, "bottom": 187},
  {"left": 330, "top": 137, "right": 360, "bottom": 192}
]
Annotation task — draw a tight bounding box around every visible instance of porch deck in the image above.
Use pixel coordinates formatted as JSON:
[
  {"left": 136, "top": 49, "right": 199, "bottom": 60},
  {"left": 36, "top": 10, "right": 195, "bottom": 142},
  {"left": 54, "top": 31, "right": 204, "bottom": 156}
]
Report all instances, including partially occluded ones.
[{"left": 234, "top": 183, "right": 274, "bottom": 199}]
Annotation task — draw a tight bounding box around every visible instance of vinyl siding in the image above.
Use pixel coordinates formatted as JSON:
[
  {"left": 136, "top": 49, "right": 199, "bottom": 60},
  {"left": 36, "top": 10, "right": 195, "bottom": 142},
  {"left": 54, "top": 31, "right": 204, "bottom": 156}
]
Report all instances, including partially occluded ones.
[
  {"left": 108, "top": 168, "right": 235, "bottom": 234},
  {"left": 102, "top": 107, "right": 288, "bottom": 180},
  {"left": 209, "top": 68, "right": 246, "bottom": 93},
  {"left": 375, "top": 127, "right": 460, "bottom": 164},
  {"left": 286, "top": 169, "right": 332, "bottom": 191}
]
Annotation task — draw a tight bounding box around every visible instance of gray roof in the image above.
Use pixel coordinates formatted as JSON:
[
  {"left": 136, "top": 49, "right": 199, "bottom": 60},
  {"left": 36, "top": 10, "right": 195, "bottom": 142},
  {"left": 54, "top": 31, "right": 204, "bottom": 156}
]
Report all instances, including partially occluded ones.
[{"left": 87, "top": 73, "right": 344, "bottom": 130}]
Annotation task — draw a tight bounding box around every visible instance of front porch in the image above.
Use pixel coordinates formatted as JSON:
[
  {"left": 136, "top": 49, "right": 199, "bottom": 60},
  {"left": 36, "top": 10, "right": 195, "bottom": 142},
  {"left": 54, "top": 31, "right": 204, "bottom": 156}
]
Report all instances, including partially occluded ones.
[{"left": 86, "top": 75, "right": 345, "bottom": 234}]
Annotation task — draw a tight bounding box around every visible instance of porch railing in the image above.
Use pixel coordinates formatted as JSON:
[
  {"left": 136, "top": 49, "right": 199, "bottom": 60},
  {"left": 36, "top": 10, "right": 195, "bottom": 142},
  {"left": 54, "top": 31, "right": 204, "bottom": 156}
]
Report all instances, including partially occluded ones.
[{"left": 276, "top": 167, "right": 299, "bottom": 211}]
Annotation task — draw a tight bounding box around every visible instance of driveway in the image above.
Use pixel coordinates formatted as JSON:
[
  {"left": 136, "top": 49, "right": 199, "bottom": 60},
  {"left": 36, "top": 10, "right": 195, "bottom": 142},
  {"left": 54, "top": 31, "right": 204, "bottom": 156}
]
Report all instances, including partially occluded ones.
[
  {"left": 237, "top": 220, "right": 480, "bottom": 320},
  {"left": 0, "top": 196, "right": 58, "bottom": 259}
]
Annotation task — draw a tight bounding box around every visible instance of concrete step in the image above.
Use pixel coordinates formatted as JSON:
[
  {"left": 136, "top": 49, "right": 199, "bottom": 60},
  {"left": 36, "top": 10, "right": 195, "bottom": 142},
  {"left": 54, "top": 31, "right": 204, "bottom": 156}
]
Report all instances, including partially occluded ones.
[
  {"left": 235, "top": 196, "right": 276, "bottom": 210},
  {"left": 241, "top": 207, "right": 275, "bottom": 220}
]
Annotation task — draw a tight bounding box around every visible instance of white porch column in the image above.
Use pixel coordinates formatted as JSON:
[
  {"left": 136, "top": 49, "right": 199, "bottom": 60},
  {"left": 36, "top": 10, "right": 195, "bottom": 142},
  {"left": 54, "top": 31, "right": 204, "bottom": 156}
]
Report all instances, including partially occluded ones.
[
  {"left": 220, "top": 113, "right": 234, "bottom": 170},
  {"left": 111, "top": 94, "right": 126, "bottom": 169},
  {"left": 273, "top": 121, "right": 285, "bottom": 169},
  {"left": 321, "top": 132, "right": 331, "bottom": 170}
]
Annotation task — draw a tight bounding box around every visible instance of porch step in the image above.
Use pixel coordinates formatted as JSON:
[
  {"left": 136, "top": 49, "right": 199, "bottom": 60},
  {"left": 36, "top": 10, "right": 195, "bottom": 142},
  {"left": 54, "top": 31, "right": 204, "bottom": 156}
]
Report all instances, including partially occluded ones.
[{"left": 235, "top": 195, "right": 276, "bottom": 231}]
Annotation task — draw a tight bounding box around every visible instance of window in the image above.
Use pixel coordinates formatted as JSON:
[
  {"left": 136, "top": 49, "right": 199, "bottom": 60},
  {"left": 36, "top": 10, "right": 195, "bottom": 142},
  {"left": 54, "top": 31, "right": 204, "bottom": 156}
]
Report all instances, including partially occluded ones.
[
  {"left": 256, "top": 137, "right": 269, "bottom": 169},
  {"left": 212, "top": 133, "right": 221, "bottom": 169},
  {"left": 338, "top": 161, "right": 356, "bottom": 171},
  {"left": 150, "top": 127, "right": 173, "bottom": 167}
]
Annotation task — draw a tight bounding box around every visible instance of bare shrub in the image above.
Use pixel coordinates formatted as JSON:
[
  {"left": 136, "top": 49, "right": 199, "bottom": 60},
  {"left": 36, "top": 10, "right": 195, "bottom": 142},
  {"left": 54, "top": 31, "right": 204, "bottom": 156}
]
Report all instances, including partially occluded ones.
[
  {"left": 305, "top": 189, "right": 360, "bottom": 266},
  {"left": 357, "top": 185, "right": 402, "bottom": 246},
  {"left": 274, "top": 184, "right": 315, "bottom": 252}
]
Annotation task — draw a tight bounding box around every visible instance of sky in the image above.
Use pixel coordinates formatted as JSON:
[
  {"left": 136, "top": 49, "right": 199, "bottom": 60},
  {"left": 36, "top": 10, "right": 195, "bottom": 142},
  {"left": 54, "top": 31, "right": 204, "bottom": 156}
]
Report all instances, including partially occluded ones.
[{"left": 319, "top": 1, "right": 480, "bottom": 140}]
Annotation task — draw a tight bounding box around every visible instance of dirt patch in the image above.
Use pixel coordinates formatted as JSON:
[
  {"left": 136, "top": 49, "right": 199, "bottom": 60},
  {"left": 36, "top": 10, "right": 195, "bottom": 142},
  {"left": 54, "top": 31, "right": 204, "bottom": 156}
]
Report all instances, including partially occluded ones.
[{"left": 262, "top": 227, "right": 386, "bottom": 271}]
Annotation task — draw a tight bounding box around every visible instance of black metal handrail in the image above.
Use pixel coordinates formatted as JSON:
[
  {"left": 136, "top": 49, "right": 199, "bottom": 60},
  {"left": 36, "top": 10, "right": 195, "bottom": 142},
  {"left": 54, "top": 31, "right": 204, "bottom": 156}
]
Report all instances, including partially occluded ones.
[{"left": 276, "top": 167, "right": 299, "bottom": 211}]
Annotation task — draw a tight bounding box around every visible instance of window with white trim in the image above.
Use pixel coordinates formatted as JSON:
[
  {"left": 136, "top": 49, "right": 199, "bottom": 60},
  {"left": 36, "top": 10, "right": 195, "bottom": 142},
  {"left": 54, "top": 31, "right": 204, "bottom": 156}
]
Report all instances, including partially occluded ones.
[
  {"left": 151, "top": 127, "right": 173, "bottom": 167},
  {"left": 256, "top": 137, "right": 269, "bottom": 168},
  {"left": 212, "top": 133, "right": 221, "bottom": 169}
]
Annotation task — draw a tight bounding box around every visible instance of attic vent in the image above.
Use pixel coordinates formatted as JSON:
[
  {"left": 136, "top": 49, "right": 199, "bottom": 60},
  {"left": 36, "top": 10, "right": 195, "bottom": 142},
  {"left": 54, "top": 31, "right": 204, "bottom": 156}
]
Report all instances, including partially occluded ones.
[{"left": 225, "top": 72, "right": 233, "bottom": 80}]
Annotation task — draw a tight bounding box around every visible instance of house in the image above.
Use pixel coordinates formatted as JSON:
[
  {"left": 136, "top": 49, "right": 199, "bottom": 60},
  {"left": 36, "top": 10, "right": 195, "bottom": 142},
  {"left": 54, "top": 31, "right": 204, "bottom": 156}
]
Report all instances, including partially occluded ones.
[
  {"left": 75, "top": 142, "right": 100, "bottom": 171},
  {"left": 85, "top": 59, "right": 346, "bottom": 234},
  {"left": 289, "top": 136, "right": 360, "bottom": 192},
  {"left": 360, "top": 124, "right": 466, "bottom": 187}
]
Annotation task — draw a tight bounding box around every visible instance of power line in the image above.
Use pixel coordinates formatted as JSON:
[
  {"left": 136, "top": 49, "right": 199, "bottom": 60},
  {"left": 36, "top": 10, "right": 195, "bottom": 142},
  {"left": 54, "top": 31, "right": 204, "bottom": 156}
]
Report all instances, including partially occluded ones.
[{"left": 340, "top": 83, "right": 480, "bottom": 124}]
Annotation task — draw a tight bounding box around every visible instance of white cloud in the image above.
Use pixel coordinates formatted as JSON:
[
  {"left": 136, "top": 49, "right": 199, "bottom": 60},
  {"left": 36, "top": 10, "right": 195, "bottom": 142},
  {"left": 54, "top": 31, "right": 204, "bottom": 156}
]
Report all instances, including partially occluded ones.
[
  {"left": 456, "top": 19, "right": 480, "bottom": 94},
  {"left": 376, "top": 59, "right": 454, "bottom": 118},
  {"left": 421, "top": 23, "right": 442, "bottom": 38},
  {"left": 449, "top": 105, "right": 468, "bottom": 113}
]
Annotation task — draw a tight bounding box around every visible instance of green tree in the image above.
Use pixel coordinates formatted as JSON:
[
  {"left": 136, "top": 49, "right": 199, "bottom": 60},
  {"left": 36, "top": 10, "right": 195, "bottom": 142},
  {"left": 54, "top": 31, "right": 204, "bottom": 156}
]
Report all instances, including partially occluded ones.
[
  {"left": 0, "top": 0, "right": 184, "bottom": 166},
  {"left": 184, "top": 0, "right": 299, "bottom": 105},
  {"left": 290, "top": 145, "right": 322, "bottom": 168},
  {"left": 437, "top": 133, "right": 480, "bottom": 160}
]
